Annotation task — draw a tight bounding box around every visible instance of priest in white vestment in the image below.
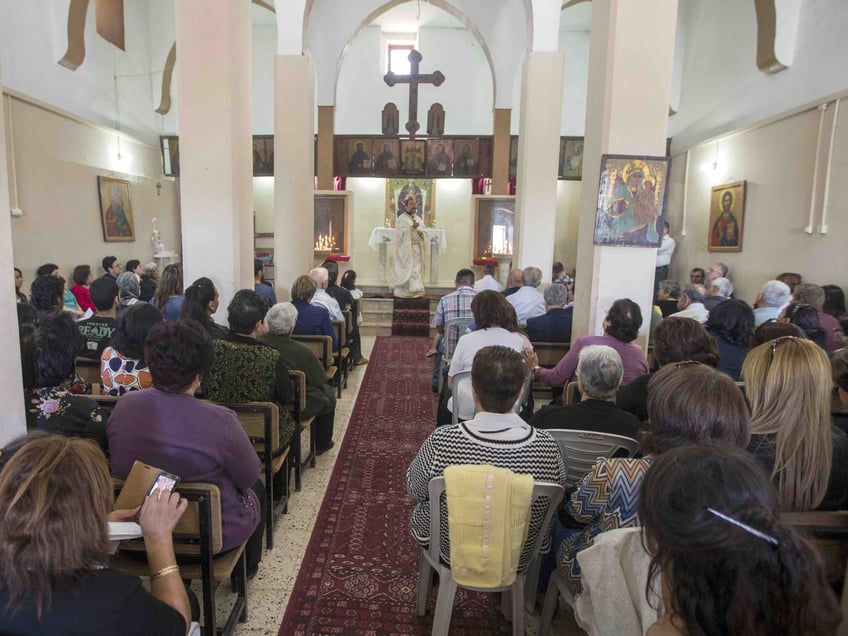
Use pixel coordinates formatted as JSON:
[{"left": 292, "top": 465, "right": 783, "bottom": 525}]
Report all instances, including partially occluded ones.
[{"left": 390, "top": 195, "right": 426, "bottom": 298}]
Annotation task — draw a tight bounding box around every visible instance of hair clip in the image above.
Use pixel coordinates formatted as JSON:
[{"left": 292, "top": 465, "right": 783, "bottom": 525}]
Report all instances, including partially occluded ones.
[{"left": 707, "top": 507, "right": 779, "bottom": 547}]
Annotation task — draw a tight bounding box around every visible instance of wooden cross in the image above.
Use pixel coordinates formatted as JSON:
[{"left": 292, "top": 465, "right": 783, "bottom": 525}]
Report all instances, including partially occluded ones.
[{"left": 383, "top": 50, "right": 445, "bottom": 137}]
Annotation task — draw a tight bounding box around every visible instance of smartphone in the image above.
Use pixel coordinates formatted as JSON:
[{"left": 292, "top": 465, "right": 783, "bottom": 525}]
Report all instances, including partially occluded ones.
[{"left": 147, "top": 471, "right": 180, "bottom": 497}]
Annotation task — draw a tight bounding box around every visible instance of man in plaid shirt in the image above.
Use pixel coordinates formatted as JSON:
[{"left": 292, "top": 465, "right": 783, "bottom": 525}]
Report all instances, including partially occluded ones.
[{"left": 428, "top": 268, "right": 476, "bottom": 391}]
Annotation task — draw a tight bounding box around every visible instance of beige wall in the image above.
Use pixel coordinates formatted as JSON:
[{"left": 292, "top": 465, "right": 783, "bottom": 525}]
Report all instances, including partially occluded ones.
[
  {"left": 5, "top": 94, "right": 180, "bottom": 285},
  {"left": 667, "top": 102, "right": 848, "bottom": 303}
]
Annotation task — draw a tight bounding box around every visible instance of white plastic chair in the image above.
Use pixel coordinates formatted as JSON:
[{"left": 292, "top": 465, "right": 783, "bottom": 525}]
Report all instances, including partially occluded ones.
[
  {"left": 416, "top": 475, "right": 564, "bottom": 636},
  {"left": 437, "top": 316, "right": 475, "bottom": 394},
  {"left": 545, "top": 429, "right": 640, "bottom": 490}
]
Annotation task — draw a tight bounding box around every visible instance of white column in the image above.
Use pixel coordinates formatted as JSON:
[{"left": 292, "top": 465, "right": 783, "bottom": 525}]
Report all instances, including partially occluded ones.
[
  {"left": 175, "top": 0, "right": 253, "bottom": 318},
  {"left": 513, "top": 52, "right": 565, "bottom": 284},
  {"left": 0, "top": 73, "right": 26, "bottom": 444},
  {"left": 571, "top": 0, "right": 678, "bottom": 349},
  {"left": 273, "top": 55, "right": 315, "bottom": 299}
]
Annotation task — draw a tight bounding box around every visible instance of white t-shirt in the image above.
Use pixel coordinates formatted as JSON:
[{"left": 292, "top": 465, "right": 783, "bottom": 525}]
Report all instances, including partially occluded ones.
[
  {"left": 448, "top": 328, "right": 527, "bottom": 420},
  {"left": 473, "top": 275, "right": 504, "bottom": 293}
]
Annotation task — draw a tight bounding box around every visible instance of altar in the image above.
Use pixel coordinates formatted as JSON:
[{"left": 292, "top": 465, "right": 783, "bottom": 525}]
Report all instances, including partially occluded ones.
[{"left": 368, "top": 227, "right": 447, "bottom": 285}]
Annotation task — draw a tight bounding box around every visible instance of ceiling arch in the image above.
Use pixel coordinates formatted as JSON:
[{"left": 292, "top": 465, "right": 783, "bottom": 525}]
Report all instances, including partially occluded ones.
[{"left": 303, "top": 0, "right": 531, "bottom": 109}]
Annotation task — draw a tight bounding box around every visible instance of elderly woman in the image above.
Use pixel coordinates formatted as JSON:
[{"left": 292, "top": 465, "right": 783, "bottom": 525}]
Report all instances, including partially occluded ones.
[
  {"left": 21, "top": 312, "right": 108, "bottom": 451},
  {"left": 181, "top": 277, "right": 230, "bottom": 341},
  {"left": 532, "top": 298, "right": 649, "bottom": 396},
  {"left": 445, "top": 290, "right": 530, "bottom": 422},
  {"left": 201, "top": 289, "right": 295, "bottom": 452},
  {"left": 0, "top": 435, "right": 191, "bottom": 634},
  {"left": 153, "top": 263, "right": 184, "bottom": 321},
  {"left": 116, "top": 271, "right": 143, "bottom": 322},
  {"left": 744, "top": 336, "right": 848, "bottom": 510},
  {"left": 107, "top": 319, "right": 265, "bottom": 577},
  {"left": 616, "top": 316, "right": 718, "bottom": 422},
  {"left": 705, "top": 298, "right": 754, "bottom": 381},
  {"left": 655, "top": 279, "right": 681, "bottom": 317},
  {"left": 260, "top": 302, "right": 336, "bottom": 454},
  {"left": 556, "top": 363, "right": 751, "bottom": 593},
  {"left": 290, "top": 274, "right": 337, "bottom": 349},
  {"left": 100, "top": 304, "right": 163, "bottom": 396}
]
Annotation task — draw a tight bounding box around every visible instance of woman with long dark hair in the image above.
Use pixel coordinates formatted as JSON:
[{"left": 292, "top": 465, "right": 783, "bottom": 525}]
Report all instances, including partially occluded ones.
[
  {"left": 181, "top": 277, "right": 230, "bottom": 340},
  {"left": 639, "top": 444, "right": 840, "bottom": 635}
]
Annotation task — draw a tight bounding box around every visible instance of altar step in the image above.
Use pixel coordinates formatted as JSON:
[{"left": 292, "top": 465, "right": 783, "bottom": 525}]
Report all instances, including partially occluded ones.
[{"left": 359, "top": 288, "right": 453, "bottom": 338}]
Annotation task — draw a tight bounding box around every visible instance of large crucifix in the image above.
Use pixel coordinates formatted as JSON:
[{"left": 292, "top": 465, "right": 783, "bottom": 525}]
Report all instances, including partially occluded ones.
[{"left": 383, "top": 50, "right": 445, "bottom": 137}]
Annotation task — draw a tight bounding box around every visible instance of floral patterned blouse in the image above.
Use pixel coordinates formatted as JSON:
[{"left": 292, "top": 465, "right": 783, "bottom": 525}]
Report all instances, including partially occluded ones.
[
  {"left": 100, "top": 347, "right": 153, "bottom": 396},
  {"left": 25, "top": 385, "right": 109, "bottom": 452}
]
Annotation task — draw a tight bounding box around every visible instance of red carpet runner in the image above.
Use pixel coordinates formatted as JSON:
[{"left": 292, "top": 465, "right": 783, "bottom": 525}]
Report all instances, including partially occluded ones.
[{"left": 279, "top": 336, "right": 514, "bottom": 634}]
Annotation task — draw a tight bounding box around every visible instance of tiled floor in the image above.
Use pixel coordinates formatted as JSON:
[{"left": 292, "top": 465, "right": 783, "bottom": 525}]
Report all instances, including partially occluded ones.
[{"left": 214, "top": 336, "right": 584, "bottom": 636}]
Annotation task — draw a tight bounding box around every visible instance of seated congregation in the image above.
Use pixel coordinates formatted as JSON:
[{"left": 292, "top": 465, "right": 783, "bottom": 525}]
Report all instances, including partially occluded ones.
[
  {"left": 7, "top": 255, "right": 364, "bottom": 632},
  {"left": 8, "top": 255, "right": 848, "bottom": 634},
  {"left": 407, "top": 262, "right": 848, "bottom": 633}
]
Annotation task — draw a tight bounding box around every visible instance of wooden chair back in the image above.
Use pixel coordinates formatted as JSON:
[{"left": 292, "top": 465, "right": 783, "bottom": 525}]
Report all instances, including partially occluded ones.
[
  {"left": 217, "top": 400, "right": 288, "bottom": 548},
  {"left": 782, "top": 510, "right": 848, "bottom": 582},
  {"left": 564, "top": 381, "right": 581, "bottom": 405},
  {"left": 75, "top": 356, "right": 102, "bottom": 386},
  {"left": 531, "top": 342, "right": 570, "bottom": 368},
  {"left": 291, "top": 334, "right": 334, "bottom": 372},
  {"left": 110, "top": 481, "right": 246, "bottom": 635}
]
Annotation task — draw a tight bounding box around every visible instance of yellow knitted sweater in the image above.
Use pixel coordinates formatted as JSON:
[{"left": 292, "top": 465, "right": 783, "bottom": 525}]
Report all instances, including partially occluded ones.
[{"left": 444, "top": 464, "right": 534, "bottom": 587}]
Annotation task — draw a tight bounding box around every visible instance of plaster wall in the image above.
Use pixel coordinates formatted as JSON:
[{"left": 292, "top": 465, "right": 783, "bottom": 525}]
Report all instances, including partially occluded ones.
[
  {"left": 335, "top": 26, "right": 493, "bottom": 135},
  {"left": 0, "top": 0, "right": 161, "bottom": 143},
  {"left": 666, "top": 103, "right": 848, "bottom": 304},
  {"left": 5, "top": 96, "right": 180, "bottom": 286},
  {"left": 670, "top": 0, "right": 848, "bottom": 149}
]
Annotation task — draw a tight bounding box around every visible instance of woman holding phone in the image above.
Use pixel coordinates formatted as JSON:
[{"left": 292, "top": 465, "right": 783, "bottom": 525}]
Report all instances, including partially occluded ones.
[{"left": 0, "top": 434, "right": 191, "bottom": 635}]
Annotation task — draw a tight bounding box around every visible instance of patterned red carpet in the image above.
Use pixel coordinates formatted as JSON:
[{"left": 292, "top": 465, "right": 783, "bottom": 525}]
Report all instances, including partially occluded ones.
[{"left": 279, "top": 336, "right": 514, "bottom": 634}]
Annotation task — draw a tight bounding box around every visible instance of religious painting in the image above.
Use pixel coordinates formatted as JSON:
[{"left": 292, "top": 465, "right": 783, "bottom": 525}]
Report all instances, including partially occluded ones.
[
  {"left": 385, "top": 179, "right": 435, "bottom": 228},
  {"left": 373, "top": 138, "right": 400, "bottom": 175},
  {"left": 473, "top": 196, "right": 515, "bottom": 258},
  {"left": 97, "top": 176, "right": 135, "bottom": 242},
  {"left": 426, "top": 139, "right": 453, "bottom": 176},
  {"left": 508, "top": 136, "right": 519, "bottom": 179},
  {"left": 253, "top": 135, "right": 273, "bottom": 176},
  {"left": 314, "top": 191, "right": 349, "bottom": 255},
  {"left": 559, "top": 136, "right": 584, "bottom": 180},
  {"left": 382, "top": 103, "right": 399, "bottom": 136},
  {"left": 346, "top": 139, "right": 373, "bottom": 175},
  {"left": 593, "top": 155, "right": 671, "bottom": 248},
  {"left": 427, "top": 103, "right": 445, "bottom": 137},
  {"left": 160, "top": 136, "right": 179, "bottom": 177},
  {"left": 708, "top": 180, "right": 746, "bottom": 252},
  {"left": 453, "top": 139, "right": 481, "bottom": 177},
  {"left": 400, "top": 140, "right": 426, "bottom": 175}
]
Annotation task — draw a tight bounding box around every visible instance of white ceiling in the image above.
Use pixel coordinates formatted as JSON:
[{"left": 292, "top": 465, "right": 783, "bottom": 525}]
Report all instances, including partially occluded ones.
[
  {"left": 370, "top": 1, "right": 465, "bottom": 33},
  {"left": 560, "top": 3, "right": 591, "bottom": 32}
]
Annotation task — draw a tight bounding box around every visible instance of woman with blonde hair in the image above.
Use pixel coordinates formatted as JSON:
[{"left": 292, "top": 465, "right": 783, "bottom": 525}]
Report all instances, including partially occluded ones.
[
  {"left": 0, "top": 435, "right": 190, "bottom": 634},
  {"left": 744, "top": 336, "right": 848, "bottom": 510}
]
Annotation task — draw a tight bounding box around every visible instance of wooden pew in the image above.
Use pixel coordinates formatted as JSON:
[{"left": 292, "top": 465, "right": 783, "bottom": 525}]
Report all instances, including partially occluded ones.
[
  {"left": 332, "top": 319, "right": 350, "bottom": 397},
  {"left": 110, "top": 481, "right": 248, "bottom": 636},
  {"left": 221, "top": 401, "right": 291, "bottom": 550},
  {"left": 287, "top": 370, "right": 316, "bottom": 490}
]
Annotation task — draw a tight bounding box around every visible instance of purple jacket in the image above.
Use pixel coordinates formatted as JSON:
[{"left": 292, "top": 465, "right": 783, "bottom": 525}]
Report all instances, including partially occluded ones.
[{"left": 107, "top": 388, "right": 261, "bottom": 551}]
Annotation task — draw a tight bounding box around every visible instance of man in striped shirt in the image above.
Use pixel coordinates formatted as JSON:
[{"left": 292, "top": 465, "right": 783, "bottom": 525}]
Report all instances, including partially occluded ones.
[{"left": 408, "top": 346, "right": 567, "bottom": 565}]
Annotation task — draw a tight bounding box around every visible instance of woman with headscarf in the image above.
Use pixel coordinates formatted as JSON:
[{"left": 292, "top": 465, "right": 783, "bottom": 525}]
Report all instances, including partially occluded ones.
[{"left": 116, "top": 271, "right": 143, "bottom": 322}]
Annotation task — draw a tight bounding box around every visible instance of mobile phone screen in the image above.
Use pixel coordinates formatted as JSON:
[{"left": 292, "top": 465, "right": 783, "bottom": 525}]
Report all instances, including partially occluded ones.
[{"left": 148, "top": 473, "right": 178, "bottom": 497}]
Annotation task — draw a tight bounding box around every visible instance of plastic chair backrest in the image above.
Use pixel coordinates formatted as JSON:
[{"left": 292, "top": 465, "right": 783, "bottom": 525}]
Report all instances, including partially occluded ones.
[
  {"left": 443, "top": 316, "right": 474, "bottom": 360},
  {"left": 427, "top": 474, "right": 564, "bottom": 577},
  {"left": 545, "top": 429, "right": 640, "bottom": 490}
]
